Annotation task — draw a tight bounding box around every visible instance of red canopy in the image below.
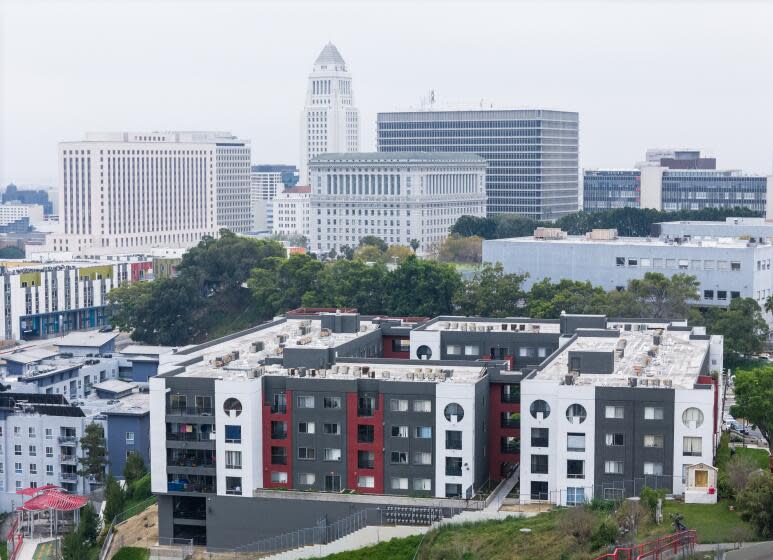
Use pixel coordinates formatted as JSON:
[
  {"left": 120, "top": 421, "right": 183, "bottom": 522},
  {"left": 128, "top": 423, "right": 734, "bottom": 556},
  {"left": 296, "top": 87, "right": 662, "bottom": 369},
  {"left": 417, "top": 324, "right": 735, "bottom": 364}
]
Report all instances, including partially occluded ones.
[
  {"left": 16, "top": 484, "right": 60, "bottom": 497},
  {"left": 18, "top": 489, "right": 88, "bottom": 512}
]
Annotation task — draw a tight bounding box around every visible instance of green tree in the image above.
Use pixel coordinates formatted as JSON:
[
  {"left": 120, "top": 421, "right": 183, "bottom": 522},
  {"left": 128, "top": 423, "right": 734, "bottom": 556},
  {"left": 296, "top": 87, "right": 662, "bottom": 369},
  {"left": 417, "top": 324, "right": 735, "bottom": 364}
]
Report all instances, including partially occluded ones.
[
  {"left": 123, "top": 453, "right": 147, "bottom": 488},
  {"left": 353, "top": 244, "right": 384, "bottom": 263},
  {"left": 526, "top": 279, "right": 608, "bottom": 318},
  {"left": 736, "top": 473, "right": 773, "bottom": 537},
  {"left": 450, "top": 215, "right": 496, "bottom": 239},
  {"left": 492, "top": 214, "right": 543, "bottom": 239},
  {"left": 409, "top": 239, "right": 420, "bottom": 252},
  {"left": 385, "top": 245, "right": 414, "bottom": 265},
  {"left": 711, "top": 298, "right": 769, "bottom": 361},
  {"left": 77, "top": 422, "right": 108, "bottom": 483},
  {"left": 385, "top": 256, "right": 462, "bottom": 317},
  {"left": 730, "top": 367, "right": 773, "bottom": 453},
  {"left": 61, "top": 526, "right": 88, "bottom": 560},
  {"left": 437, "top": 235, "right": 483, "bottom": 264},
  {"left": 339, "top": 245, "right": 355, "bottom": 260},
  {"left": 358, "top": 235, "right": 388, "bottom": 252},
  {"left": 626, "top": 272, "right": 699, "bottom": 319},
  {"left": 103, "top": 475, "right": 125, "bottom": 522},
  {"left": 249, "top": 254, "right": 324, "bottom": 317},
  {"left": 78, "top": 502, "right": 100, "bottom": 546},
  {"left": 312, "top": 260, "right": 389, "bottom": 314},
  {"left": 454, "top": 263, "right": 527, "bottom": 317}
]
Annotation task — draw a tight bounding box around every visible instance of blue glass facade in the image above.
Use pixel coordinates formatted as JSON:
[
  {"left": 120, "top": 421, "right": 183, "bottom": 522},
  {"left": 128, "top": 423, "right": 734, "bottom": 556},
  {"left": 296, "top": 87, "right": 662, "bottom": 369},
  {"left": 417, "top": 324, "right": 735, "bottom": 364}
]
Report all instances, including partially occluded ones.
[
  {"left": 661, "top": 171, "right": 767, "bottom": 212},
  {"left": 583, "top": 170, "right": 641, "bottom": 212},
  {"left": 376, "top": 110, "right": 579, "bottom": 220}
]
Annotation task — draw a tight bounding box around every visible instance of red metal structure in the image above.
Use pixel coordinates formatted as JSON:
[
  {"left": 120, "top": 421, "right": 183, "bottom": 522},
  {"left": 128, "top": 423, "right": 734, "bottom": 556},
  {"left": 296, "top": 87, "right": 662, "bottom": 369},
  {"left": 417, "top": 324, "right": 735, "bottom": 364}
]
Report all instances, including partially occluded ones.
[{"left": 593, "top": 530, "right": 697, "bottom": 560}]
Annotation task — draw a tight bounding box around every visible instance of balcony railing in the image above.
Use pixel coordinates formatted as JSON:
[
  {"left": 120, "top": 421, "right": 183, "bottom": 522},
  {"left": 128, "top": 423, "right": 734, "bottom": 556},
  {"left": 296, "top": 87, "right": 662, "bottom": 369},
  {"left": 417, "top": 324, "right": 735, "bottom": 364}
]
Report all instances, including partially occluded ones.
[
  {"left": 357, "top": 461, "right": 375, "bottom": 469},
  {"left": 357, "top": 407, "right": 374, "bottom": 417},
  {"left": 60, "top": 455, "right": 77, "bottom": 464},
  {"left": 166, "top": 432, "right": 213, "bottom": 442},
  {"left": 271, "top": 430, "right": 288, "bottom": 440},
  {"left": 270, "top": 404, "right": 287, "bottom": 414},
  {"left": 445, "top": 467, "right": 462, "bottom": 477},
  {"left": 167, "top": 481, "right": 215, "bottom": 493},
  {"left": 166, "top": 407, "right": 214, "bottom": 417},
  {"left": 58, "top": 436, "right": 77, "bottom": 445},
  {"left": 167, "top": 457, "right": 215, "bottom": 468},
  {"left": 500, "top": 445, "right": 519, "bottom": 454},
  {"left": 501, "top": 393, "right": 520, "bottom": 404},
  {"left": 60, "top": 473, "right": 78, "bottom": 481},
  {"left": 501, "top": 418, "right": 520, "bottom": 429}
]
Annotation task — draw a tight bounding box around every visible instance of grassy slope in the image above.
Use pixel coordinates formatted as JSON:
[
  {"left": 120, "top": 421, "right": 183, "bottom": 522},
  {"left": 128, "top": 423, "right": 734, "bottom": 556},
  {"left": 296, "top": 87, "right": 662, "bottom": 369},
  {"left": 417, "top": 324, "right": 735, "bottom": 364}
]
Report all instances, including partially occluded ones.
[
  {"left": 111, "top": 548, "right": 150, "bottom": 560},
  {"left": 306, "top": 535, "right": 423, "bottom": 560},
  {"left": 732, "top": 447, "right": 770, "bottom": 470}
]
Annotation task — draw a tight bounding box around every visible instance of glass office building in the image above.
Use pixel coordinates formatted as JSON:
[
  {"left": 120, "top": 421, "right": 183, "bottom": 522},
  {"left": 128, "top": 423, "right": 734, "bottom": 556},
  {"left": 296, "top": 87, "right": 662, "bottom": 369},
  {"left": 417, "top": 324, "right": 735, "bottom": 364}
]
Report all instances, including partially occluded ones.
[
  {"left": 583, "top": 170, "right": 641, "bottom": 211},
  {"left": 376, "top": 110, "right": 579, "bottom": 220},
  {"left": 661, "top": 171, "right": 767, "bottom": 212}
]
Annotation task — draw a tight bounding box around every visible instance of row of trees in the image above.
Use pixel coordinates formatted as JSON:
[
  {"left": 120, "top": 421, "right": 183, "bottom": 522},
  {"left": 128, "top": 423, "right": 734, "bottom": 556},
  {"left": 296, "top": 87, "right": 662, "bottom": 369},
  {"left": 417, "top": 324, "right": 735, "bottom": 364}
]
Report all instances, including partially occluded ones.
[{"left": 451, "top": 207, "right": 762, "bottom": 240}]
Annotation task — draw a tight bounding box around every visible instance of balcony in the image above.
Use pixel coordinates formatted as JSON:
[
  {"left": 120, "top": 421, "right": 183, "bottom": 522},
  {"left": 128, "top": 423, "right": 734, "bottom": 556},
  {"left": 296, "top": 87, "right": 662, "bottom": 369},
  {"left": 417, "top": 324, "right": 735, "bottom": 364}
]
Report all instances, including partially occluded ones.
[
  {"left": 270, "top": 404, "right": 287, "bottom": 414},
  {"left": 445, "top": 466, "right": 462, "bottom": 477},
  {"left": 60, "top": 455, "right": 77, "bottom": 465},
  {"left": 167, "top": 481, "right": 215, "bottom": 493},
  {"left": 60, "top": 472, "right": 78, "bottom": 481},
  {"left": 58, "top": 436, "right": 77, "bottom": 445},
  {"left": 500, "top": 415, "right": 520, "bottom": 429},
  {"left": 270, "top": 430, "right": 288, "bottom": 440},
  {"left": 166, "top": 432, "right": 214, "bottom": 442},
  {"left": 501, "top": 393, "right": 520, "bottom": 404},
  {"left": 357, "top": 406, "right": 374, "bottom": 418},
  {"left": 167, "top": 455, "right": 215, "bottom": 468},
  {"left": 166, "top": 407, "right": 214, "bottom": 417},
  {"left": 500, "top": 445, "right": 519, "bottom": 455}
]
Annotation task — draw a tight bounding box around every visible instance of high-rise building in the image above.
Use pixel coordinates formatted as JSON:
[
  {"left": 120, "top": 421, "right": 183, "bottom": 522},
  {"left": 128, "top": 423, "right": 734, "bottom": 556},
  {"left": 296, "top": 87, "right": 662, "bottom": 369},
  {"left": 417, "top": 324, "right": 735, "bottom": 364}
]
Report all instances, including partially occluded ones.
[
  {"left": 2, "top": 184, "right": 54, "bottom": 215},
  {"left": 299, "top": 43, "right": 360, "bottom": 185},
  {"left": 42, "top": 131, "right": 250, "bottom": 256},
  {"left": 250, "top": 165, "right": 299, "bottom": 233},
  {"left": 376, "top": 110, "right": 579, "bottom": 220},
  {"left": 273, "top": 186, "right": 311, "bottom": 238},
  {"left": 639, "top": 149, "right": 716, "bottom": 170},
  {"left": 308, "top": 153, "right": 487, "bottom": 255}
]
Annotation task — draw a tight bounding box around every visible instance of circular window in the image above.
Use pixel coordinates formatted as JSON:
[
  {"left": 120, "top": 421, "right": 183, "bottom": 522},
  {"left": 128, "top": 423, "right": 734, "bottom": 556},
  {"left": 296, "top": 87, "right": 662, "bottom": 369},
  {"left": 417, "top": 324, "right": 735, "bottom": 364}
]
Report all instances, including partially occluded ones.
[
  {"left": 530, "top": 400, "right": 551, "bottom": 419},
  {"left": 417, "top": 345, "right": 433, "bottom": 360},
  {"left": 682, "top": 407, "right": 704, "bottom": 428},
  {"left": 223, "top": 398, "right": 243, "bottom": 417},
  {"left": 566, "top": 404, "right": 587, "bottom": 424},
  {"left": 444, "top": 403, "right": 464, "bottom": 422}
]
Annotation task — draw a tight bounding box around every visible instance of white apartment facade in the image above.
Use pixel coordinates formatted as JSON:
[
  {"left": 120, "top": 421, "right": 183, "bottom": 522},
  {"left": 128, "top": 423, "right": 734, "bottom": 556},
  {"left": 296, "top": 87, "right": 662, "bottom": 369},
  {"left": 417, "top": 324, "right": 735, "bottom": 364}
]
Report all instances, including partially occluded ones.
[
  {"left": 299, "top": 43, "right": 360, "bottom": 185},
  {"left": 250, "top": 172, "right": 281, "bottom": 233},
  {"left": 309, "top": 153, "right": 487, "bottom": 255},
  {"left": 43, "top": 131, "right": 250, "bottom": 256},
  {"left": 0, "top": 204, "right": 45, "bottom": 228},
  {"left": 272, "top": 186, "right": 310, "bottom": 238}
]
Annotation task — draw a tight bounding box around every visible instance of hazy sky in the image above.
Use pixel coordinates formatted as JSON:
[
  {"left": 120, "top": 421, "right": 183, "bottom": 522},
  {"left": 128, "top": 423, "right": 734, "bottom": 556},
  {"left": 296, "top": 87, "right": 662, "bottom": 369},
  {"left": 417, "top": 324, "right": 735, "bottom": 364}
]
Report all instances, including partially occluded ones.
[{"left": 1, "top": 0, "right": 772, "bottom": 187}]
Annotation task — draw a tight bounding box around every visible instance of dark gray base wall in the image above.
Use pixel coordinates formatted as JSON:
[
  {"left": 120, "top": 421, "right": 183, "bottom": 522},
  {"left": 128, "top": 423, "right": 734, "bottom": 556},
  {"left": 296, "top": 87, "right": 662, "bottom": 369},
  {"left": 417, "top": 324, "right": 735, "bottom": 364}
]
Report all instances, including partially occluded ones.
[{"left": 158, "top": 493, "right": 450, "bottom": 550}]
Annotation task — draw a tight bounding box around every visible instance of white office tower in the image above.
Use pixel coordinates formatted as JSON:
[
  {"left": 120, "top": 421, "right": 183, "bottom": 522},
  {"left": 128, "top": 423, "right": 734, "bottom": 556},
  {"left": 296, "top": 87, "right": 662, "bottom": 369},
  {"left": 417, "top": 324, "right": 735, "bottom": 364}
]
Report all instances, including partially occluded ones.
[
  {"left": 250, "top": 173, "right": 281, "bottom": 233},
  {"left": 299, "top": 43, "right": 360, "bottom": 185},
  {"left": 41, "top": 131, "right": 250, "bottom": 256},
  {"left": 272, "top": 186, "right": 310, "bottom": 238}
]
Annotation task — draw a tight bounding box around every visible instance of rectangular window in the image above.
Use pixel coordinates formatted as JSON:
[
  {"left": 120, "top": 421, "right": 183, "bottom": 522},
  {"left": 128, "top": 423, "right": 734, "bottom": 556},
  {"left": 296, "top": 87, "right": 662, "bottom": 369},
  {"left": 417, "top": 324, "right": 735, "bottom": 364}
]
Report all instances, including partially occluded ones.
[
  {"left": 298, "top": 422, "right": 315, "bottom": 434},
  {"left": 605, "top": 433, "right": 624, "bottom": 446},
  {"left": 46, "top": 465, "right": 53, "bottom": 476},
  {"left": 358, "top": 450, "right": 375, "bottom": 469},
  {"left": 225, "top": 476, "right": 242, "bottom": 495},
  {"left": 14, "top": 463, "right": 22, "bottom": 474},
  {"left": 297, "top": 473, "right": 315, "bottom": 485},
  {"left": 644, "top": 462, "right": 663, "bottom": 475},
  {"left": 704, "top": 290, "right": 714, "bottom": 300},
  {"left": 413, "top": 400, "right": 431, "bottom": 413},
  {"left": 567, "top": 433, "right": 585, "bottom": 452},
  {"left": 445, "top": 430, "right": 462, "bottom": 450},
  {"left": 415, "top": 426, "right": 432, "bottom": 439},
  {"left": 567, "top": 459, "right": 584, "bottom": 479},
  {"left": 566, "top": 487, "right": 586, "bottom": 506},
  {"left": 464, "top": 345, "right": 479, "bottom": 356},
  {"left": 271, "top": 420, "right": 287, "bottom": 439},
  {"left": 531, "top": 428, "right": 549, "bottom": 448},
  {"left": 445, "top": 456, "right": 463, "bottom": 476},
  {"left": 14, "top": 427, "right": 20, "bottom": 437},
  {"left": 224, "top": 425, "right": 241, "bottom": 443},
  {"left": 530, "top": 454, "right": 548, "bottom": 474},
  {"left": 604, "top": 461, "right": 624, "bottom": 474},
  {"left": 616, "top": 257, "right": 625, "bottom": 267},
  {"left": 413, "top": 478, "right": 431, "bottom": 492},
  {"left": 28, "top": 427, "right": 36, "bottom": 438},
  {"left": 323, "top": 423, "right": 340, "bottom": 435},
  {"left": 270, "top": 471, "right": 287, "bottom": 484},
  {"left": 29, "top": 446, "right": 36, "bottom": 457},
  {"left": 731, "top": 262, "right": 741, "bottom": 271},
  {"left": 704, "top": 260, "right": 715, "bottom": 270},
  {"left": 225, "top": 450, "right": 242, "bottom": 469},
  {"left": 126, "top": 432, "right": 135, "bottom": 444},
  {"left": 357, "top": 476, "right": 375, "bottom": 488},
  {"left": 271, "top": 446, "right": 288, "bottom": 465},
  {"left": 414, "top": 452, "right": 432, "bottom": 465},
  {"left": 391, "top": 339, "right": 410, "bottom": 353},
  {"left": 446, "top": 344, "right": 462, "bottom": 355},
  {"left": 391, "top": 451, "right": 408, "bottom": 464},
  {"left": 296, "top": 396, "right": 315, "bottom": 409},
  {"left": 643, "top": 434, "right": 664, "bottom": 448},
  {"left": 628, "top": 258, "right": 638, "bottom": 267},
  {"left": 45, "top": 447, "right": 53, "bottom": 458},
  {"left": 14, "top": 445, "right": 21, "bottom": 456},
  {"left": 357, "top": 425, "right": 375, "bottom": 443},
  {"left": 390, "top": 399, "right": 408, "bottom": 412},
  {"left": 683, "top": 436, "right": 702, "bottom": 456},
  {"left": 644, "top": 406, "right": 664, "bottom": 420},
  {"left": 297, "top": 447, "right": 315, "bottom": 460},
  {"left": 717, "top": 290, "right": 727, "bottom": 300},
  {"left": 605, "top": 406, "right": 624, "bottom": 419},
  {"left": 323, "top": 448, "right": 341, "bottom": 462},
  {"left": 391, "top": 425, "right": 408, "bottom": 438},
  {"left": 45, "top": 429, "right": 52, "bottom": 439},
  {"left": 323, "top": 396, "right": 342, "bottom": 409},
  {"left": 731, "top": 291, "right": 741, "bottom": 299},
  {"left": 391, "top": 477, "right": 408, "bottom": 490}
]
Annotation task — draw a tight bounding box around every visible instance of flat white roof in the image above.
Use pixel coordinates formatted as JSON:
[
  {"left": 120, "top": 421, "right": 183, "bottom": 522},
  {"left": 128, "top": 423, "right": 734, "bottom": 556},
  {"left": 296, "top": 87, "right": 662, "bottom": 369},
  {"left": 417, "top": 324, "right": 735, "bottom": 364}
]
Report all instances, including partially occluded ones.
[
  {"left": 120, "top": 345, "right": 175, "bottom": 357},
  {"left": 422, "top": 318, "right": 561, "bottom": 334},
  {"left": 56, "top": 331, "right": 119, "bottom": 348},
  {"left": 489, "top": 235, "right": 760, "bottom": 250}
]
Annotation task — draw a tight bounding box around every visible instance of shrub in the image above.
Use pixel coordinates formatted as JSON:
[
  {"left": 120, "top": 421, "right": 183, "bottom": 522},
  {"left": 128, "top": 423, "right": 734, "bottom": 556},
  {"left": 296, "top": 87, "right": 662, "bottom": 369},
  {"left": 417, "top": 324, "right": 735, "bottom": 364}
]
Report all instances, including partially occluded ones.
[
  {"left": 736, "top": 473, "right": 773, "bottom": 538},
  {"left": 716, "top": 432, "right": 731, "bottom": 469},
  {"left": 590, "top": 519, "right": 619, "bottom": 550},
  {"left": 639, "top": 487, "right": 667, "bottom": 519},
  {"left": 589, "top": 497, "right": 615, "bottom": 513},
  {"left": 130, "top": 474, "right": 152, "bottom": 501},
  {"left": 558, "top": 506, "right": 596, "bottom": 545}
]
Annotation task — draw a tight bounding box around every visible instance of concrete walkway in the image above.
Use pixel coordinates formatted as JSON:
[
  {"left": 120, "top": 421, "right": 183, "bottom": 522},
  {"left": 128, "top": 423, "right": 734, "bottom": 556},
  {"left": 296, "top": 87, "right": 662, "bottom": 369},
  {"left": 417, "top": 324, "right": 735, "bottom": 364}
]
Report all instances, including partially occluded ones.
[
  {"left": 15, "top": 538, "right": 55, "bottom": 560},
  {"left": 484, "top": 466, "right": 519, "bottom": 512}
]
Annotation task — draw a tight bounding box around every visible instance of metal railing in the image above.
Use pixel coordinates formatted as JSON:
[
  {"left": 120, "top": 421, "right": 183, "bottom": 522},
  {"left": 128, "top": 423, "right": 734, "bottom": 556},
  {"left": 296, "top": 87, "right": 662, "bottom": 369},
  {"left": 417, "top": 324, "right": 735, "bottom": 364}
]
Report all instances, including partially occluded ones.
[
  {"left": 99, "top": 496, "right": 159, "bottom": 560},
  {"left": 58, "top": 435, "right": 77, "bottom": 444},
  {"left": 593, "top": 530, "right": 696, "bottom": 560},
  {"left": 166, "top": 433, "right": 213, "bottom": 442},
  {"left": 166, "top": 407, "right": 214, "bottom": 416}
]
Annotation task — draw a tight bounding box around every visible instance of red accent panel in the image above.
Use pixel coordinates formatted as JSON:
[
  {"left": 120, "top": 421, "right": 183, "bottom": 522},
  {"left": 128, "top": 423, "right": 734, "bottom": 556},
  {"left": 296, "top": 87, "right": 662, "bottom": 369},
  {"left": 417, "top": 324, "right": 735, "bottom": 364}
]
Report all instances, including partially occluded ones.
[
  {"left": 130, "top": 261, "right": 152, "bottom": 282},
  {"left": 346, "top": 393, "right": 384, "bottom": 493},
  {"left": 488, "top": 384, "right": 520, "bottom": 481},
  {"left": 262, "top": 389, "right": 292, "bottom": 488},
  {"left": 382, "top": 335, "right": 410, "bottom": 359}
]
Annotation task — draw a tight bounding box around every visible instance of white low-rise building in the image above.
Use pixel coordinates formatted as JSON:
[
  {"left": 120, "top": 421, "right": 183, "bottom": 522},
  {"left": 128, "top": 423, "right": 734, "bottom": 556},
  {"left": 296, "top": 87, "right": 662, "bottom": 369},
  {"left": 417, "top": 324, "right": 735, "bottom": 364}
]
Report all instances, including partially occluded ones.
[{"left": 272, "top": 186, "right": 310, "bottom": 239}]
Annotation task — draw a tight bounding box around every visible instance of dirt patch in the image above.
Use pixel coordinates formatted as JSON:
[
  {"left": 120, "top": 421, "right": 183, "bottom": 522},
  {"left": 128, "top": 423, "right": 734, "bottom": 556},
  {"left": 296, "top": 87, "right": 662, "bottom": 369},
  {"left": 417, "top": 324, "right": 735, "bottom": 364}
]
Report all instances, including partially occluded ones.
[{"left": 107, "top": 504, "right": 159, "bottom": 559}]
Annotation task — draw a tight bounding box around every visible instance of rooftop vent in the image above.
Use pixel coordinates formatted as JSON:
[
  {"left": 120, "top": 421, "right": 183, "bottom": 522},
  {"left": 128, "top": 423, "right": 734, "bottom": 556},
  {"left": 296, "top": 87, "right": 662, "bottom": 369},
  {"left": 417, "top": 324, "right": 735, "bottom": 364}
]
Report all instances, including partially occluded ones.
[
  {"left": 586, "top": 228, "right": 619, "bottom": 241},
  {"left": 534, "top": 227, "right": 567, "bottom": 240}
]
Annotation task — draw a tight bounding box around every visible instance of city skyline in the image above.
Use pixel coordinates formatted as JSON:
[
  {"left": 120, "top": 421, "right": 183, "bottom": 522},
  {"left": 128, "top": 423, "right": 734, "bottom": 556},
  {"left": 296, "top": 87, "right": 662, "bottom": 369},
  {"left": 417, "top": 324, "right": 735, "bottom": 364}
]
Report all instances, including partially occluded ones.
[{"left": 2, "top": 0, "right": 773, "bottom": 188}]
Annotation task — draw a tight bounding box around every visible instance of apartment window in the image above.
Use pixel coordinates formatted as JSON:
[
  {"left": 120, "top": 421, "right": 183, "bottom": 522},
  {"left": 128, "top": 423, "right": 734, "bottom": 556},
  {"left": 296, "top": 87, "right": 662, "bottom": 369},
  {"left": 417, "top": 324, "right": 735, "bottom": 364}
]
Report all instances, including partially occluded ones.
[
  {"left": 628, "top": 258, "right": 638, "bottom": 267},
  {"left": 644, "top": 462, "right": 663, "bottom": 476},
  {"left": 391, "top": 451, "right": 408, "bottom": 464},
  {"left": 445, "top": 456, "right": 463, "bottom": 476},
  {"left": 567, "top": 460, "right": 584, "bottom": 479},
  {"left": 682, "top": 408, "right": 704, "bottom": 428},
  {"left": 446, "top": 344, "right": 462, "bottom": 355},
  {"left": 297, "top": 447, "right": 315, "bottom": 460},
  {"left": 565, "top": 404, "right": 587, "bottom": 424},
  {"left": 717, "top": 290, "right": 727, "bottom": 300},
  {"left": 415, "top": 426, "right": 432, "bottom": 439},
  {"left": 731, "top": 291, "right": 741, "bottom": 299},
  {"left": 323, "top": 396, "right": 342, "bottom": 409},
  {"left": 14, "top": 463, "right": 22, "bottom": 474},
  {"left": 224, "top": 425, "right": 241, "bottom": 443},
  {"left": 413, "top": 478, "right": 431, "bottom": 492},
  {"left": 606, "top": 433, "right": 624, "bottom": 447},
  {"left": 530, "top": 455, "right": 548, "bottom": 474},
  {"left": 46, "top": 465, "right": 53, "bottom": 476},
  {"left": 296, "top": 396, "right": 315, "bottom": 409},
  {"left": 566, "top": 487, "right": 586, "bottom": 506},
  {"left": 643, "top": 434, "right": 664, "bottom": 448},
  {"left": 323, "top": 448, "right": 342, "bottom": 462},
  {"left": 358, "top": 396, "right": 375, "bottom": 416},
  {"left": 358, "top": 425, "right": 375, "bottom": 443},
  {"left": 126, "top": 432, "right": 135, "bottom": 444},
  {"left": 28, "top": 427, "right": 36, "bottom": 438},
  {"left": 391, "top": 425, "right": 408, "bottom": 438},
  {"left": 704, "top": 260, "right": 716, "bottom": 270},
  {"left": 644, "top": 406, "right": 664, "bottom": 420},
  {"left": 225, "top": 450, "right": 242, "bottom": 469},
  {"left": 270, "top": 471, "right": 287, "bottom": 484},
  {"left": 225, "top": 476, "right": 242, "bottom": 495},
  {"left": 604, "top": 461, "right": 624, "bottom": 474},
  {"left": 297, "top": 473, "right": 315, "bottom": 485},
  {"left": 298, "top": 422, "right": 316, "bottom": 434},
  {"left": 413, "top": 400, "right": 431, "bottom": 413},
  {"left": 704, "top": 290, "right": 714, "bottom": 300},
  {"left": 45, "top": 447, "right": 53, "bottom": 458},
  {"left": 605, "top": 406, "right": 624, "bottom": 419},
  {"left": 45, "top": 429, "right": 52, "bottom": 440},
  {"left": 414, "top": 452, "right": 432, "bottom": 465},
  {"left": 464, "top": 345, "right": 479, "bottom": 356},
  {"left": 616, "top": 257, "right": 625, "bottom": 267},
  {"left": 683, "top": 437, "right": 702, "bottom": 457},
  {"left": 501, "top": 411, "right": 520, "bottom": 428},
  {"left": 14, "top": 427, "right": 20, "bottom": 437},
  {"left": 445, "top": 431, "right": 462, "bottom": 450},
  {"left": 357, "top": 476, "right": 375, "bottom": 489},
  {"left": 14, "top": 445, "right": 21, "bottom": 456},
  {"left": 501, "top": 384, "right": 519, "bottom": 403},
  {"left": 529, "top": 400, "right": 551, "bottom": 419},
  {"left": 358, "top": 450, "right": 375, "bottom": 469},
  {"left": 271, "top": 421, "right": 287, "bottom": 439},
  {"left": 390, "top": 399, "right": 408, "bottom": 412},
  {"left": 531, "top": 428, "right": 549, "bottom": 448},
  {"left": 567, "top": 433, "right": 585, "bottom": 452},
  {"left": 271, "top": 446, "right": 288, "bottom": 465},
  {"left": 501, "top": 436, "right": 518, "bottom": 454},
  {"left": 391, "top": 477, "right": 408, "bottom": 490},
  {"left": 323, "top": 423, "right": 340, "bottom": 435},
  {"left": 391, "top": 339, "right": 410, "bottom": 353},
  {"left": 731, "top": 262, "right": 741, "bottom": 271}
]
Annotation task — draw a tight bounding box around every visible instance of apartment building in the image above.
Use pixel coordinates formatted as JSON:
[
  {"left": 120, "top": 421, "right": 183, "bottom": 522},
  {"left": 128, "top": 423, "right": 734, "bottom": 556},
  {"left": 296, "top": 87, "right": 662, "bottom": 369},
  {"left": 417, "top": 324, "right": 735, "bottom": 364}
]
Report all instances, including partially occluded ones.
[
  {"left": 250, "top": 165, "right": 299, "bottom": 233},
  {"left": 272, "top": 186, "right": 311, "bottom": 238},
  {"left": 519, "top": 321, "right": 722, "bottom": 506},
  {"left": 483, "top": 228, "right": 773, "bottom": 323},
  {"left": 308, "top": 153, "right": 486, "bottom": 255}
]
